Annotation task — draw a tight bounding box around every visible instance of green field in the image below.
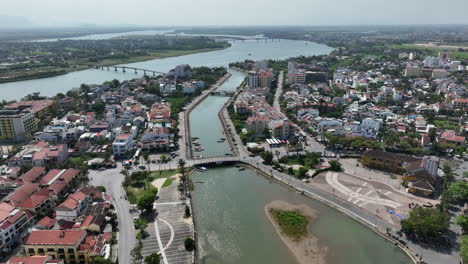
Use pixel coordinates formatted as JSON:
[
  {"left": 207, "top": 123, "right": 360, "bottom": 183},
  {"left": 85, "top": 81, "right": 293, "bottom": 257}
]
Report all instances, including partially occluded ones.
[
  {"left": 126, "top": 169, "right": 178, "bottom": 203},
  {"left": 269, "top": 208, "right": 309, "bottom": 241}
]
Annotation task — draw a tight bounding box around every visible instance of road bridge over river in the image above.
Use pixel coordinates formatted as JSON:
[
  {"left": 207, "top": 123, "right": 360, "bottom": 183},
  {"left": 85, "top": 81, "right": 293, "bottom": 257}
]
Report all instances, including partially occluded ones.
[{"left": 96, "top": 65, "right": 166, "bottom": 76}]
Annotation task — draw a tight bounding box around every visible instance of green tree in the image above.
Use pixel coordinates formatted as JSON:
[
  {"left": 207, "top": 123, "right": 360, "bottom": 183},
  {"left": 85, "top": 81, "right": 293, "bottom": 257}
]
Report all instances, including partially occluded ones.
[
  {"left": 461, "top": 235, "right": 468, "bottom": 264},
  {"left": 144, "top": 253, "right": 160, "bottom": 264},
  {"left": 295, "top": 166, "right": 309, "bottom": 179},
  {"left": 401, "top": 207, "right": 450, "bottom": 241},
  {"left": 93, "top": 256, "right": 112, "bottom": 264},
  {"left": 456, "top": 215, "right": 468, "bottom": 233},
  {"left": 184, "top": 237, "right": 195, "bottom": 251},
  {"left": 96, "top": 186, "right": 106, "bottom": 192},
  {"left": 447, "top": 181, "right": 468, "bottom": 203},
  {"left": 137, "top": 192, "right": 155, "bottom": 212},
  {"left": 329, "top": 160, "right": 342, "bottom": 171},
  {"left": 261, "top": 151, "right": 273, "bottom": 164}
]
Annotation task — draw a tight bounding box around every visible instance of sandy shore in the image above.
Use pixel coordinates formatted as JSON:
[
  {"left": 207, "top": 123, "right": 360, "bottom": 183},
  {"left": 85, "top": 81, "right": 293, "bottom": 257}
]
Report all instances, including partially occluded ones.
[{"left": 265, "top": 200, "right": 328, "bottom": 264}]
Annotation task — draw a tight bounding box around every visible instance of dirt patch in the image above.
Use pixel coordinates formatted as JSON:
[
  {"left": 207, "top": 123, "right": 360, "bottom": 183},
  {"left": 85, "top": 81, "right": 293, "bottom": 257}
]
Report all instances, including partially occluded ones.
[{"left": 265, "top": 200, "right": 328, "bottom": 264}]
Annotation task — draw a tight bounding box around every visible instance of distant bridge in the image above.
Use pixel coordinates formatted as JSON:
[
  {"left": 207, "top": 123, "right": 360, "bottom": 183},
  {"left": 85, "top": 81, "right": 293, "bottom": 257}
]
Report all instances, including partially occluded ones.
[
  {"left": 95, "top": 65, "right": 166, "bottom": 76},
  {"left": 210, "top": 90, "right": 236, "bottom": 96},
  {"left": 229, "top": 38, "right": 281, "bottom": 43}
]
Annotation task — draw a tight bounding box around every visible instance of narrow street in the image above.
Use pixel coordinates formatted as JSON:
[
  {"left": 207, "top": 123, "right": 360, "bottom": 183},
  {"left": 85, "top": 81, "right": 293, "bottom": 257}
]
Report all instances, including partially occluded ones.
[{"left": 89, "top": 165, "right": 136, "bottom": 264}]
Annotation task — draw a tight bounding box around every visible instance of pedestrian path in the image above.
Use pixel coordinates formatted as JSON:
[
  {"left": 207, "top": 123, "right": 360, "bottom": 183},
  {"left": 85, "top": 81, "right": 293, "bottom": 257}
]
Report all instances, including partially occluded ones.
[{"left": 141, "top": 176, "right": 194, "bottom": 264}]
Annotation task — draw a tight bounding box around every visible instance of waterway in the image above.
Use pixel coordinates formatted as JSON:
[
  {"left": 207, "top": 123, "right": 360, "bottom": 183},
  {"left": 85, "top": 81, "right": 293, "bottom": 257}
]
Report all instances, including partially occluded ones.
[
  {"left": 191, "top": 167, "right": 412, "bottom": 264},
  {"left": 0, "top": 39, "right": 332, "bottom": 100}
]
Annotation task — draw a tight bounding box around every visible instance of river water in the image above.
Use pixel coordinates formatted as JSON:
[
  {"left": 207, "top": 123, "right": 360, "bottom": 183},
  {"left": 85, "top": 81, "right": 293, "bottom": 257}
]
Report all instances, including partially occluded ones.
[
  {"left": 191, "top": 167, "right": 412, "bottom": 264},
  {"left": 0, "top": 39, "right": 331, "bottom": 101},
  {"left": 0, "top": 32, "right": 411, "bottom": 263}
]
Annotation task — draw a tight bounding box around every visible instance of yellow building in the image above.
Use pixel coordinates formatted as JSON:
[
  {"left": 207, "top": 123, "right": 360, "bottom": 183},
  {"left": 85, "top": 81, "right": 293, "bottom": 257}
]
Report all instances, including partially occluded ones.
[
  {"left": 0, "top": 110, "right": 36, "bottom": 140},
  {"left": 24, "top": 230, "right": 107, "bottom": 264}
]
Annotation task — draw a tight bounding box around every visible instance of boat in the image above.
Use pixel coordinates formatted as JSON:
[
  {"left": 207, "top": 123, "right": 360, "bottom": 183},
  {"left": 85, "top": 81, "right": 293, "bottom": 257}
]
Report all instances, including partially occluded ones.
[
  {"left": 196, "top": 154, "right": 203, "bottom": 158},
  {"left": 194, "top": 146, "right": 205, "bottom": 152},
  {"left": 220, "top": 137, "right": 226, "bottom": 140},
  {"left": 191, "top": 137, "right": 199, "bottom": 140},
  {"left": 238, "top": 167, "right": 246, "bottom": 171},
  {"left": 197, "top": 167, "right": 207, "bottom": 172},
  {"left": 217, "top": 140, "right": 225, "bottom": 143}
]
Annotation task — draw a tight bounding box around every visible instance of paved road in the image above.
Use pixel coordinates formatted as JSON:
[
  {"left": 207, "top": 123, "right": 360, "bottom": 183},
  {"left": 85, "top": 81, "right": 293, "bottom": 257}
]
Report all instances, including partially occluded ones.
[{"left": 89, "top": 164, "right": 136, "bottom": 264}]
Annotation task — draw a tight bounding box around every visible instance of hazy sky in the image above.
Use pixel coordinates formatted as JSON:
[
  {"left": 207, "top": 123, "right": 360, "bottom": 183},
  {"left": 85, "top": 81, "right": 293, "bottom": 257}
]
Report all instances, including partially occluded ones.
[{"left": 3, "top": 0, "right": 468, "bottom": 26}]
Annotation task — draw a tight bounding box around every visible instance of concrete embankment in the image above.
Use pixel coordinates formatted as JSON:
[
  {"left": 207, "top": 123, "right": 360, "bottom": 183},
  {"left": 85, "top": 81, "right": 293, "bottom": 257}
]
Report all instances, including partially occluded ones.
[{"left": 182, "top": 73, "right": 232, "bottom": 159}]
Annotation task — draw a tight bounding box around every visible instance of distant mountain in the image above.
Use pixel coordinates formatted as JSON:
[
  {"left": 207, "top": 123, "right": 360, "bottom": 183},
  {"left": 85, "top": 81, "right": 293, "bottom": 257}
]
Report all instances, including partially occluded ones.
[{"left": 0, "top": 15, "right": 32, "bottom": 28}]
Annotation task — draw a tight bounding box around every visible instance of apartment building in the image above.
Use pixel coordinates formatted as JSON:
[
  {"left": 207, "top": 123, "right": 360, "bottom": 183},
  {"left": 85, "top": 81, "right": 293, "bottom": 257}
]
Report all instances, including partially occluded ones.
[{"left": 0, "top": 110, "right": 36, "bottom": 140}]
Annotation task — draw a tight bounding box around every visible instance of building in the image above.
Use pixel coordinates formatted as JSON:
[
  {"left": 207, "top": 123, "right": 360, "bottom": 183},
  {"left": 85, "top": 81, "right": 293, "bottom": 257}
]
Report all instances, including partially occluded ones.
[
  {"left": 247, "top": 71, "right": 259, "bottom": 88},
  {"left": 255, "top": 60, "right": 268, "bottom": 69},
  {"left": 454, "top": 99, "right": 468, "bottom": 109},
  {"left": 4, "top": 100, "right": 56, "bottom": 119},
  {"left": 0, "top": 110, "right": 36, "bottom": 140},
  {"left": 361, "top": 150, "right": 419, "bottom": 174},
  {"left": 23, "top": 230, "right": 108, "bottom": 264},
  {"left": 432, "top": 69, "right": 449, "bottom": 79},
  {"left": 112, "top": 133, "right": 134, "bottom": 157},
  {"left": 173, "top": 64, "right": 192, "bottom": 79},
  {"left": 404, "top": 64, "right": 422, "bottom": 77},
  {"left": 3, "top": 256, "right": 64, "bottom": 264},
  {"left": 437, "top": 130, "right": 466, "bottom": 146},
  {"left": 0, "top": 202, "right": 31, "bottom": 254},
  {"left": 258, "top": 71, "right": 273, "bottom": 88},
  {"left": 8, "top": 142, "right": 68, "bottom": 168},
  {"left": 55, "top": 192, "right": 89, "bottom": 222}
]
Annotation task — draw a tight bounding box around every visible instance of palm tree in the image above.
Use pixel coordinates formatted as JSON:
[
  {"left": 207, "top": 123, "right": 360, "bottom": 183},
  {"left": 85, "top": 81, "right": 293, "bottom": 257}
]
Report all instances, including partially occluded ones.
[{"left": 142, "top": 152, "right": 150, "bottom": 171}]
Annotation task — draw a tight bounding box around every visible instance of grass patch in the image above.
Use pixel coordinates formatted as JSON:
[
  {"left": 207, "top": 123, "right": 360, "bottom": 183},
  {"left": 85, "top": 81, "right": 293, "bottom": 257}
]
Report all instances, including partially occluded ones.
[
  {"left": 269, "top": 209, "right": 308, "bottom": 241},
  {"left": 127, "top": 184, "right": 157, "bottom": 204},
  {"left": 150, "top": 169, "right": 178, "bottom": 180},
  {"left": 162, "top": 178, "right": 175, "bottom": 188}
]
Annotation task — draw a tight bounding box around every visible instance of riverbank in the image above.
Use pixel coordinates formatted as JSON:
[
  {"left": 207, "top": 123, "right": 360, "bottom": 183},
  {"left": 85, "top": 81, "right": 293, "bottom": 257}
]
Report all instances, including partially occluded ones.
[
  {"left": 0, "top": 48, "right": 226, "bottom": 84},
  {"left": 265, "top": 200, "right": 328, "bottom": 264}
]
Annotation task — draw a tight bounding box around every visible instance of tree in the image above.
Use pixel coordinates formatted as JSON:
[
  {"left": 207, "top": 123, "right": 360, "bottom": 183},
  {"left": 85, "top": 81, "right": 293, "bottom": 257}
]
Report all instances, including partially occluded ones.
[
  {"left": 447, "top": 181, "right": 468, "bottom": 203},
  {"left": 329, "top": 160, "right": 342, "bottom": 171},
  {"left": 401, "top": 207, "right": 450, "bottom": 241},
  {"left": 96, "top": 186, "right": 106, "bottom": 192},
  {"left": 94, "top": 256, "right": 112, "bottom": 264},
  {"left": 295, "top": 166, "right": 308, "bottom": 179},
  {"left": 144, "top": 253, "right": 160, "bottom": 264},
  {"left": 461, "top": 235, "right": 468, "bottom": 264},
  {"left": 185, "top": 205, "right": 191, "bottom": 218},
  {"left": 456, "top": 215, "right": 468, "bottom": 233},
  {"left": 142, "top": 152, "right": 150, "bottom": 171},
  {"left": 178, "top": 159, "right": 187, "bottom": 176},
  {"left": 137, "top": 192, "right": 155, "bottom": 212},
  {"left": 261, "top": 151, "right": 273, "bottom": 164},
  {"left": 184, "top": 237, "right": 195, "bottom": 251}
]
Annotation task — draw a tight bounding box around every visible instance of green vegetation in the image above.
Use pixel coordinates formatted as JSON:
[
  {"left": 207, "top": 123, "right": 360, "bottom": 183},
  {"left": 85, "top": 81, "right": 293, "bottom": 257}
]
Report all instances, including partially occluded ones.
[
  {"left": 447, "top": 181, "right": 468, "bottom": 203},
  {"left": 162, "top": 177, "right": 175, "bottom": 188},
  {"left": 278, "top": 152, "right": 321, "bottom": 168},
  {"left": 261, "top": 151, "right": 274, "bottom": 165},
  {"left": 269, "top": 209, "right": 309, "bottom": 241},
  {"left": 0, "top": 36, "right": 229, "bottom": 83},
  {"left": 93, "top": 256, "right": 112, "bottom": 264},
  {"left": 461, "top": 235, "right": 468, "bottom": 264},
  {"left": 401, "top": 207, "right": 450, "bottom": 241},
  {"left": 144, "top": 253, "right": 161, "bottom": 264},
  {"left": 456, "top": 215, "right": 468, "bottom": 233}
]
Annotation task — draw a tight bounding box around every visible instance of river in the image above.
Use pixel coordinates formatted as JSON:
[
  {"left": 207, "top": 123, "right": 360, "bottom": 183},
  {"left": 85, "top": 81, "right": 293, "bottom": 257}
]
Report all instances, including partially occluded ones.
[{"left": 0, "top": 39, "right": 331, "bottom": 101}]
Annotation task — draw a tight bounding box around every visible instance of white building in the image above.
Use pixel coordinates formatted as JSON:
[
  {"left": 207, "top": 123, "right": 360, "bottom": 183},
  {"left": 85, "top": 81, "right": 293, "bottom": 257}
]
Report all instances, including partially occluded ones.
[{"left": 112, "top": 133, "right": 134, "bottom": 157}]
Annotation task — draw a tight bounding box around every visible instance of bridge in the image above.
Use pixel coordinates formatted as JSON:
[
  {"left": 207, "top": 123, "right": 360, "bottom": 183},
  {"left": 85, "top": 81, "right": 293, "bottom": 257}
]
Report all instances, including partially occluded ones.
[
  {"left": 210, "top": 90, "right": 235, "bottom": 96},
  {"left": 229, "top": 38, "right": 281, "bottom": 43},
  {"left": 95, "top": 65, "right": 166, "bottom": 76}
]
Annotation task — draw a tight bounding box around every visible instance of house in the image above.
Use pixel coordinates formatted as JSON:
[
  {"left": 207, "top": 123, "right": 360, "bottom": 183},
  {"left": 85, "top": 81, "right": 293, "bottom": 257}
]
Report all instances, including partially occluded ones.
[
  {"left": 55, "top": 192, "right": 89, "bottom": 222},
  {"left": 8, "top": 141, "right": 68, "bottom": 169},
  {"left": 34, "top": 216, "right": 56, "bottom": 230},
  {"left": 438, "top": 130, "right": 466, "bottom": 146},
  {"left": 19, "top": 167, "right": 46, "bottom": 183},
  {"left": 4, "top": 183, "right": 40, "bottom": 207},
  {"left": 18, "top": 191, "right": 54, "bottom": 218},
  {"left": 361, "top": 150, "right": 419, "bottom": 174},
  {"left": 0, "top": 202, "right": 31, "bottom": 254}
]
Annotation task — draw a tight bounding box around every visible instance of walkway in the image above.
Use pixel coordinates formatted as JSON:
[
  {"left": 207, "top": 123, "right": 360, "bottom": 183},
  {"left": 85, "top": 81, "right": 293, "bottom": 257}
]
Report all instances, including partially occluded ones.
[{"left": 142, "top": 176, "right": 194, "bottom": 264}]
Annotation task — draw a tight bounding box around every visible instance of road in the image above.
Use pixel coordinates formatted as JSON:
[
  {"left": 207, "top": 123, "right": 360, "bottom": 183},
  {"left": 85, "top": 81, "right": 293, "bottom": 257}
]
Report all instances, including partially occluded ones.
[{"left": 89, "top": 164, "right": 136, "bottom": 264}]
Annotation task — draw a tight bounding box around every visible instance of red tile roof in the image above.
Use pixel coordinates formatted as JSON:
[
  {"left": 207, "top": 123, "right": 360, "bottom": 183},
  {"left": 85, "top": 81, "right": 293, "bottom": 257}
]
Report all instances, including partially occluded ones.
[
  {"left": 6, "top": 183, "right": 39, "bottom": 206},
  {"left": 24, "top": 230, "right": 86, "bottom": 245},
  {"left": 6, "top": 256, "right": 52, "bottom": 264},
  {"left": 18, "top": 194, "right": 49, "bottom": 209},
  {"left": 36, "top": 216, "right": 56, "bottom": 228},
  {"left": 19, "top": 167, "right": 46, "bottom": 183}
]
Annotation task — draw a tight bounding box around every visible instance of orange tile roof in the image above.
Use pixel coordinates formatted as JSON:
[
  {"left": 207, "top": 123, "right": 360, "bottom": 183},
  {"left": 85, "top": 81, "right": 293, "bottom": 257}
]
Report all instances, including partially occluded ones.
[{"left": 24, "top": 230, "right": 86, "bottom": 245}]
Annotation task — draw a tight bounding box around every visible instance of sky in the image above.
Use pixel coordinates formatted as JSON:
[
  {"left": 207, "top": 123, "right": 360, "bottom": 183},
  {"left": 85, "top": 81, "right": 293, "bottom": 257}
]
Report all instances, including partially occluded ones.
[{"left": 2, "top": 0, "right": 468, "bottom": 26}]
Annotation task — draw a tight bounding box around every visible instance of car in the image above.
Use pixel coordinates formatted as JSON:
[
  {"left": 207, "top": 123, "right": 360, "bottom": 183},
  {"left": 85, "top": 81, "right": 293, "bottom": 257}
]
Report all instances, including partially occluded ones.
[
  {"left": 151, "top": 159, "right": 157, "bottom": 163},
  {"left": 139, "top": 165, "right": 146, "bottom": 170}
]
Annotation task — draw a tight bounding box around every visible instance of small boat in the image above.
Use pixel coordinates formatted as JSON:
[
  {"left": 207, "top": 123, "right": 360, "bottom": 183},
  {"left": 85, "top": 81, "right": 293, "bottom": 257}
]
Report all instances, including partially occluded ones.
[
  {"left": 196, "top": 154, "right": 203, "bottom": 158},
  {"left": 248, "top": 53, "right": 251, "bottom": 56},
  {"left": 194, "top": 146, "right": 205, "bottom": 152},
  {"left": 220, "top": 137, "right": 226, "bottom": 140},
  {"left": 191, "top": 137, "right": 199, "bottom": 140},
  {"left": 238, "top": 167, "right": 246, "bottom": 171},
  {"left": 217, "top": 140, "right": 224, "bottom": 143},
  {"left": 197, "top": 167, "right": 207, "bottom": 172}
]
